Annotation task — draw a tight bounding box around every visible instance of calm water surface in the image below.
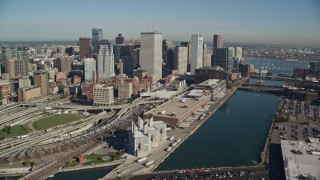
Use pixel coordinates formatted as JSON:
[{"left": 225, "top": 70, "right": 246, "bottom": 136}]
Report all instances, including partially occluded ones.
[
  {"left": 156, "top": 90, "right": 279, "bottom": 170},
  {"left": 245, "top": 57, "right": 309, "bottom": 76}
]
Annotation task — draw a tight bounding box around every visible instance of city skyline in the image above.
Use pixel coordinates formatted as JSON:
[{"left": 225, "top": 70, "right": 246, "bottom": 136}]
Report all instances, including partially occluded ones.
[{"left": 0, "top": 0, "right": 320, "bottom": 46}]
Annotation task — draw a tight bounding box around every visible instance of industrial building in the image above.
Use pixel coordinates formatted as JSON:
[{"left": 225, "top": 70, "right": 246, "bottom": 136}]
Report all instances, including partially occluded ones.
[
  {"left": 196, "top": 79, "right": 226, "bottom": 100},
  {"left": 281, "top": 139, "right": 320, "bottom": 180},
  {"left": 144, "top": 89, "right": 211, "bottom": 125},
  {"left": 18, "top": 86, "right": 41, "bottom": 102},
  {"left": 128, "top": 117, "right": 167, "bottom": 158},
  {"left": 195, "top": 66, "right": 228, "bottom": 84}
]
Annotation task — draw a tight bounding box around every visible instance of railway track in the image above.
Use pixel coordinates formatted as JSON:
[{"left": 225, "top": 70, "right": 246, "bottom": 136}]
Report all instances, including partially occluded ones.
[{"left": 20, "top": 140, "right": 102, "bottom": 180}]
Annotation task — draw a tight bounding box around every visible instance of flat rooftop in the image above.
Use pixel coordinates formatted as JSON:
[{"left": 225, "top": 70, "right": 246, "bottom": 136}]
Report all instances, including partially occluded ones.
[
  {"left": 148, "top": 93, "right": 207, "bottom": 120},
  {"left": 187, "top": 89, "right": 204, "bottom": 97},
  {"left": 141, "top": 32, "right": 162, "bottom": 34},
  {"left": 281, "top": 140, "right": 320, "bottom": 180},
  {"left": 198, "top": 79, "right": 224, "bottom": 87},
  {"left": 0, "top": 80, "right": 10, "bottom": 85}
]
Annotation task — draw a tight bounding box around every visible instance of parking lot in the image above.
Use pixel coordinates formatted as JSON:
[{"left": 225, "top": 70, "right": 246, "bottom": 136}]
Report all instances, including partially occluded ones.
[
  {"left": 282, "top": 98, "right": 320, "bottom": 121},
  {"left": 269, "top": 98, "right": 320, "bottom": 179},
  {"left": 130, "top": 167, "right": 269, "bottom": 180},
  {"left": 271, "top": 99, "right": 320, "bottom": 144}
]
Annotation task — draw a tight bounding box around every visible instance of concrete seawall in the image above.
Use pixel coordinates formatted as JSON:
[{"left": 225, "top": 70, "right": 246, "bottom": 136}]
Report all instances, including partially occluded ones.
[{"left": 259, "top": 98, "right": 282, "bottom": 166}]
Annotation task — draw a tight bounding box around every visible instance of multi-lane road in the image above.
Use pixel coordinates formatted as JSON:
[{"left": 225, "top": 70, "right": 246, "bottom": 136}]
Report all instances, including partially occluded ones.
[{"left": 0, "top": 111, "right": 112, "bottom": 158}]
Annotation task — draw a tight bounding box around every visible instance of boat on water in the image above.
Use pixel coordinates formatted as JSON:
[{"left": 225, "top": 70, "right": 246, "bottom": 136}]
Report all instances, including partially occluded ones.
[
  {"left": 256, "top": 79, "right": 265, "bottom": 86},
  {"left": 285, "top": 58, "right": 299, "bottom": 62},
  {"left": 251, "top": 160, "right": 258, "bottom": 164}
]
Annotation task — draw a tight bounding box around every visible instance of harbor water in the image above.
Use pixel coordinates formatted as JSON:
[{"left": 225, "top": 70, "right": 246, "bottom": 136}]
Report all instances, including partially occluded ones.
[
  {"left": 156, "top": 90, "right": 280, "bottom": 170},
  {"left": 245, "top": 57, "right": 309, "bottom": 76},
  {"left": 49, "top": 166, "right": 114, "bottom": 180}
]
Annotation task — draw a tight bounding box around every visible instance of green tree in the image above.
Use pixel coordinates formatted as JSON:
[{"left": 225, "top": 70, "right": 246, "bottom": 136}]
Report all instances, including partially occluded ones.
[
  {"left": 71, "top": 93, "right": 77, "bottom": 100},
  {"left": 7, "top": 126, "right": 12, "bottom": 134},
  {"left": 58, "top": 85, "right": 65, "bottom": 94},
  {"left": 226, "top": 82, "right": 233, "bottom": 89},
  {"left": 29, "top": 59, "right": 35, "bottom": 64},
  {"left": 24, "top": 160, "right": 30, "bottom": 167}
]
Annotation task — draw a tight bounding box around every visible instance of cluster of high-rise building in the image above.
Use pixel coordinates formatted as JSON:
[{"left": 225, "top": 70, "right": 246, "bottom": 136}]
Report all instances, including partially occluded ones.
[{"left": 0, "top": 28, "right": 250, "bottom": 105}]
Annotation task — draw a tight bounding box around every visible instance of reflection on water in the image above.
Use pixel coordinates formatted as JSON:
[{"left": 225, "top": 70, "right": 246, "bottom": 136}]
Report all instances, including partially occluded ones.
[{"left": 156, "top": 91, "right": 279, "bottom": 170}]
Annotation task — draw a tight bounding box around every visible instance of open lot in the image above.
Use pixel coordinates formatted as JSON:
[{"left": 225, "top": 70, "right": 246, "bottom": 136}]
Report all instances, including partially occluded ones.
[{"left": 32, "top": 114, "right": 81, "bottom": 130}]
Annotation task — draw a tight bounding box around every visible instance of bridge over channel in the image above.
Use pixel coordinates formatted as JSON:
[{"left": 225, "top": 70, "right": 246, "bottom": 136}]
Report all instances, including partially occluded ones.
[
  {"left": 239, "top": 83, "right": 283, "bottom": 94},
  {"left": 250, "top": 74, "right": 293, "bottom": 81}
]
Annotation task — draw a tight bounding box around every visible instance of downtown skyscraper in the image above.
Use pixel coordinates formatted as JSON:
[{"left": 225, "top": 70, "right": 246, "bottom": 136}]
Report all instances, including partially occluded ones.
[
  {"left": 140, "top": 32, "right": 163, "bottom": 81},
  {"left": 212, "top": 34, "right": 224, "bottom": 66},
  {"left": 84, "top": 58, "right": 96, "bottom": 81},
  {"left": 79, "top": 37, "right": 92, "bottom": 59},
  {"left": 213, "top": 34, "right": 223, "bottom": 50},
  {"left": 92, "top": 28, "right": 103, "bottom": 52},
  {"left": 174, "top": 46, "right": 188, "bottom": 75},
  {"left": 214, "top": 47, "right": 235, "bottom": 72},
  {"left": 191, "top": 34, "right": 203, "bottom": 75},
  {"left": 97, "top": 45, "right": 115, "bottom": 79}
]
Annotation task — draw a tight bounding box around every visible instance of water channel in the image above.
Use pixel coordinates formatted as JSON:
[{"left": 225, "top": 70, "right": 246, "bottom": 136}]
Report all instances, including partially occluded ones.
[
  {"left": 156, "top": 90, "right": 280, "bottom": 170},
  {"left": 156, "top": 57, "right": 308, "bottom": 171}
]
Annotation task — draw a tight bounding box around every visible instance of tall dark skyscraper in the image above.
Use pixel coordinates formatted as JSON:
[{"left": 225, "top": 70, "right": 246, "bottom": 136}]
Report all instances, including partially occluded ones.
[
  {"left": 92, "top": 28, "right": 103, "bottom": 52},
  {"left": 213, "top": 47, "right": 235, "bottom": 72},
  {"left": 119, "top": 45, "right": 140, "bottom": 76},
  {"left": 213, "top": 35, "right": 223, "bottom": 50},
  {"left": 116, "top": 34, "right": 124, "bottom": 44},
  {"left": 79, "top": 37, "right": 93, "bottom": 59},
  {"left": 212, "top": 35, "right": 223, "bottom": 66}
]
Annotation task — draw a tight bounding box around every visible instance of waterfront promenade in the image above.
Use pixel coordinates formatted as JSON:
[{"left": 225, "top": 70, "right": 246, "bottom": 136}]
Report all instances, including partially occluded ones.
[{"left": 102, "top": 78, "right": 247, "bottom": 179}]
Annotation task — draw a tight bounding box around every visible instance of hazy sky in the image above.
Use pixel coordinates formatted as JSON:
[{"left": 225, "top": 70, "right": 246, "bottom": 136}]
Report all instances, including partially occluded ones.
[{"left": 0, "top": 0, "right": 319, "bottom": 45}]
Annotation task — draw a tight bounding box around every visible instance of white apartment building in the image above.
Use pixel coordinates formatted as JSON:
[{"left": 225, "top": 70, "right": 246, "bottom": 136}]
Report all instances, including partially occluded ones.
[
  {"left": 93, "top": 84, "right": 114, "bottom": 106},
  {"left": 84, "top": 58, "right": 96, "bottom": 81},
  {"left": 97, "top": 45, "right": 115, "bottom": 79}
]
